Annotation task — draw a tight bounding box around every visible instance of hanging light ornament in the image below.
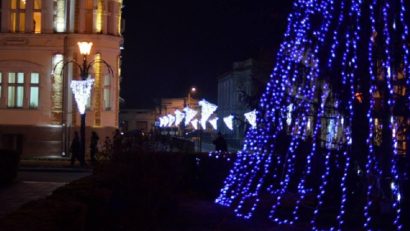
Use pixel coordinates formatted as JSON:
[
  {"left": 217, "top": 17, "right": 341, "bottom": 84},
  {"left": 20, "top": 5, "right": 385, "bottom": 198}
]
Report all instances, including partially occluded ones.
[
  {"left": 183, "top": 107, "right": 197, "bottom": 126},
  {"left": 198, "top": 99, "right": 218, "bottom": 129},
  {"left": 223, "top": 115, "right": 234, "bottom": 130},
  {"left": 70, "top": 79, "right": 94, "bottom": 114}
]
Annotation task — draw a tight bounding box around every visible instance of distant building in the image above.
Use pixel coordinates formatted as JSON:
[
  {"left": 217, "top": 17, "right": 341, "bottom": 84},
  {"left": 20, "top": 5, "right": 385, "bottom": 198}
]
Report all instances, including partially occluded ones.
[
  {"left": 217, "top": 58, "right": 270, "bottom": 148},
  {"left": 119, "top": 109, "right": 156, "bottom": 133},
  {"left": 0, "top": 0, "right": 123, "bottom": 157}
]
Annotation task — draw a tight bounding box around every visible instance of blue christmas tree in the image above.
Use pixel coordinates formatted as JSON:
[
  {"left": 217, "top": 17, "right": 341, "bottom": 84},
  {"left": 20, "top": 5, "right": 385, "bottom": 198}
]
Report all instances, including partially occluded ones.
[{"left": 216, "top": 0, "right": 409, "bottom": 229}]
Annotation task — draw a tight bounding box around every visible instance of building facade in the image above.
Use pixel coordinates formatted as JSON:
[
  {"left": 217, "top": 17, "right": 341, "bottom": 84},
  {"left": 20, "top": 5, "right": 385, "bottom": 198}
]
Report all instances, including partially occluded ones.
[
  {"left": 217, "top": 58, "right": 270, "bottom": 149},
  {"left": 0, "top": 0, "right": 123, "bottom": 157}
]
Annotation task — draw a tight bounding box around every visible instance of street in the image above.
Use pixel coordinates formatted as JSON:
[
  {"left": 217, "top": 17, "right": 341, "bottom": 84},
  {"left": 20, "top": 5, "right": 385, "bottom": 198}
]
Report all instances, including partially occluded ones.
[{"left": 0, "top": 168, "right": 92, "bottom": 218}]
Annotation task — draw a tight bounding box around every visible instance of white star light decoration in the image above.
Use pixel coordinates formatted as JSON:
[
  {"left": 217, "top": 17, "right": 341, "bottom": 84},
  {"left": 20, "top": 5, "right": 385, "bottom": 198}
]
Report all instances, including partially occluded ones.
[
  {"left": 244, "top": 110, "right": 257, "bottom": 129},
  {"left": 209, "top": 117, "right": 218, "bottom": 130},
  {"left": 191, "top": 118, "right": 198, "bottom": 130},
  {"left": 223, "top": 115, "right": 234, "bottom": 130},
  {"left": 183, "top": 107, "right": 197, "bottom": 126},
  {"left": 198, "top": 99, "right": 218, "bottom": 129},
  {"left": 174, "top": 109, "right": 185, "bottom": 126},
  {"left": 70, "top": 79, "right": 94, "bottom": 114}
]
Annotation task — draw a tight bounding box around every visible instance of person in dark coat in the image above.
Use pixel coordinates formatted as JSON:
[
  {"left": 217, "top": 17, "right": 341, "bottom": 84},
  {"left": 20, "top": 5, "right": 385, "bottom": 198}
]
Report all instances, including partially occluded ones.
[
  {"left": 213, "top": 132, "right": 228, "bottom": 152},
  {"left": 70, "top": 131, "right": 83, "bottom": 166},
  {"left": 90, "top": 131, "right": 99, "bottom": 162}
]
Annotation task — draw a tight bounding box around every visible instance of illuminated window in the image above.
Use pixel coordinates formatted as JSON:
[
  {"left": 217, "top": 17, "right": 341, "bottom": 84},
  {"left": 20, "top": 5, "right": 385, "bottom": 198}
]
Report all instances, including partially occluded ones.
[
  {"left": 104, "top": 75, "right": 111, "bottom": 110},
  {"left": 95, "top": 0, "right": 104, "bottom": 33},
  {"left": 10, "top": 0, "right": 26, "bottom": 32},
  {"left": 7, "top": 72, "right": 24, "bottom": 108},
  {"left": 53, "top": 0, "right": 66, "bottom": 32},
  {"left": 33, "top": 0, "right": 42, "bottom": 33},
  {"left": 29, "top": 73, "right": 40, "bottom": 108}
]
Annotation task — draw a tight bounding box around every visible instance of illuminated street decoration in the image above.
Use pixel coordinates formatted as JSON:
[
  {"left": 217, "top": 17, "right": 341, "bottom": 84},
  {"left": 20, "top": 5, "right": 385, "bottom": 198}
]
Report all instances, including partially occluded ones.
[
  {"left": 209, "top": 117, "right": 218, "bottom": 130},
  {"left": 199, "top": 99, "right": 218, "bottom": 129},
  {"left": 70, "top": 79, "right": 94, "bottom": 114},
  {"left": 191, "top": 118, "right": 198, "bottom": 130},
  {"left": 174, "top": 109, "right": 185, "bottom": 126},
  {"left": 223, "top": 115, "right": 234, "bottom": 130},
  {"left": 215, "top": 0, "right": 409, "bottom": 230},
  {"left": 159, "top": 117, "right": 166, "bottom": 127},
  {"left": 167, "top": 114, "right": 175, "bottom": 127},
  {"left": 244, "top": 110, "right": 256, "bottom": 129},
  {"left": 183, "top": 107, "right": 197, "bottom": 126}
]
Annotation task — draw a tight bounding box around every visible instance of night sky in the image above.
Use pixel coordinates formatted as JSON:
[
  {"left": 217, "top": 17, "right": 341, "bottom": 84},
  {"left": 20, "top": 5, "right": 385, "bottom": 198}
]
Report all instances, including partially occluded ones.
[{"left": 120, "top": 0, "right": 293, "bottom": 108}]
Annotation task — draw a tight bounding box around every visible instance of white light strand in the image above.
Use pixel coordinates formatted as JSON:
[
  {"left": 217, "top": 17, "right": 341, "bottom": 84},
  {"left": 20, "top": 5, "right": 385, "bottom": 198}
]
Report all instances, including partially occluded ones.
[
  {"left": 167, "top": 114, "right": 175, "bottom": 127},
  {"left": 209, "top": 117, "right": 218, "bottom": 130},
  {"left": 191, "top": 118, "right": 198, "bottom": 130},
  {"left": 223, "top": 115, "right": 234, "bottom": 130},
  {"left": 244, "top": 110, "right": 257, "bottom": 129},
  {"left": 183, "top": 107, "right": 197, "bottom": 126},
  {"left": 199, "top": 99, "right": 218, "bottom": 129},
  {"left": 70, "top": 79, "right": 94, "bottom": 114},
  {"left": 174, "top": 109, "right": 185, "bottom": 126}
]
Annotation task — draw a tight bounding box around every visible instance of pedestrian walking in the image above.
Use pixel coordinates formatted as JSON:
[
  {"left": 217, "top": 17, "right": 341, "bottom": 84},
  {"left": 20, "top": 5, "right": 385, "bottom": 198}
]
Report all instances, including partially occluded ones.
[
  {"left": 90, "top": 131, "right": 99, "bottom": 162},
  {"left": 70, "top": 131, "right": 84, "bottom": 166}
]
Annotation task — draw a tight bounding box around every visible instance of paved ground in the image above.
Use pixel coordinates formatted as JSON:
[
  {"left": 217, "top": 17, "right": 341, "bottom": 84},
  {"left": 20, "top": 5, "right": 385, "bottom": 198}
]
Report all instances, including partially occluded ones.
[{"left": 0, "top": 161, "right": 92, "bottom": 219}]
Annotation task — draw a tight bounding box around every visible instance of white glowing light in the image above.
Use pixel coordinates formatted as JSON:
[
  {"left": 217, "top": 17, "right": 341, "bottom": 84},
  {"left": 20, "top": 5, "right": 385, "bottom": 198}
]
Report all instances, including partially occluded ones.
[
  {"left": 70, "top": 79, "right": 94, "bottom": 114},
  {"left": 174, "top": 109, "right": 185, "bottom": 126},
  {"left": 191, "top": 119, "right": 198, "bottom": 130},
  {"left": 199, "top": 99, "right": 218, "bottom": 129},
  {"left": 167, "top": 114, "right": 176, "bottom": 127},
  {"left": 78, "top": 42, "right": 93, "bottom": 55},
  {"left": 209, "top": 117, "right": 218, "bottom": 130},
  {"left": 286, "top": 104, "right": 293, "bottom": 126},
  {"left": 244, "top": 110, "right": 257, "bottom": 129},
  {"left": 159, "top": 117, "right": 166, "bottom": 127},
  {"left": 223, "top": 115, "right": 234, "bottom": 130},
  {"left": 183, "top": 107, "right": 197, "bottom": 126}
]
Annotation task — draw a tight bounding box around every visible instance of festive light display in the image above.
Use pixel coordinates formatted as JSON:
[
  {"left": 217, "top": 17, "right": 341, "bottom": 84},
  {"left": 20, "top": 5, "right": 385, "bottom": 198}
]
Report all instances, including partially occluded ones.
[
  {"left": 191, "top": 118, "right": 199, "bottom": 130},
  {"left": 183, "top": 107, "right": 198, "bottom": 126},
  {"left": 244, "top": 110, "right": 257, "bottom": 129},
  {"left": 223, "top": 115, "right": 234, "bottom": 130},
  {"left": 174, "top": 109, "right": 185, "bottom": 126},
  {"left": 216, "top": 0, "right": 410, "bottom": 230},
  {"left": 70, "top": 79, "right": 94, "bottom": 114},
  {"left": 198, "top": 99, "right": 218, "bottom": 129},
  {"left": 167, "top": 114, "right": 176, "bottom": 127},
  {"left": 209, "top": 117, "right": 218, "bottom": 130}
]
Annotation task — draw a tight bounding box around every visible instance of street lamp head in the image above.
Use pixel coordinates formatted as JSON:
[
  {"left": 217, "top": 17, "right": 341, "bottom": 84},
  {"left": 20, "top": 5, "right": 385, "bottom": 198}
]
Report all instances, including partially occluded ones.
[
  {"left": 77, "top": 42, "right": 93, "bottom": 55},
  {"left": 191, "top": 87, "right": 196, "bottom": 93}
]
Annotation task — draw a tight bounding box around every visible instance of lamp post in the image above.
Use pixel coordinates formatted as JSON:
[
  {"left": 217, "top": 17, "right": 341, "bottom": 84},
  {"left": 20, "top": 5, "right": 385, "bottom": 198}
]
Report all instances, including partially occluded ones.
[
  {"left": 77, "top": 42, "right": 93, "bottom": 163},
  {"left": 187, "top": 87, "right": 196, "bottom": 107},
  {"left": 54, "top": 41, "right": 113, "bottom": 164}
]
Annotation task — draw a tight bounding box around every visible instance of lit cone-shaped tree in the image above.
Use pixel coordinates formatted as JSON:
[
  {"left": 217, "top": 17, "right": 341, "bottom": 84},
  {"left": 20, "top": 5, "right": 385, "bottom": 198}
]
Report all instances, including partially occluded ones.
[{"left": 216, "top": 0, "right": 410, "bottom": 229}]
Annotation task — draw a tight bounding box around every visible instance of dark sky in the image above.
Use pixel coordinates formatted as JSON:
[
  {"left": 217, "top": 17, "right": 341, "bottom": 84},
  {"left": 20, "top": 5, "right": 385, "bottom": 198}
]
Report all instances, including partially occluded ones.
[{"left": 121, "top": 0, "right": 292, "bottom": 108}]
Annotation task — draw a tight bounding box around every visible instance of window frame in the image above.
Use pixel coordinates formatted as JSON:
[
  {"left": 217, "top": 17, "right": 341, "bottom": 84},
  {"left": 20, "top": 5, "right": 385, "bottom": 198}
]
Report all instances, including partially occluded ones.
[
  {"left": 29, "top": 72, "right": 40, "bottom": 109},
  {"left": 7, "top": 72, "right": 25, "bottom": 108}
]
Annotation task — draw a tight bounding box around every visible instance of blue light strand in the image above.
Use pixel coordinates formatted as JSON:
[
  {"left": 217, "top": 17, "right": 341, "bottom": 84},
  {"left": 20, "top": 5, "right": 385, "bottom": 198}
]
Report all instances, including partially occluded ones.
[
  {"left": 381, "top": 1, "right": 403, "bottom": 229},
  {"left": 218, "top": 0, "right": 320, "bottom": 218},
  {"left": 267, "top": 0, "right": 337, "bottom": 225},
  {"left": 363, "top": 0, "right": 381, "bottom": 229}
]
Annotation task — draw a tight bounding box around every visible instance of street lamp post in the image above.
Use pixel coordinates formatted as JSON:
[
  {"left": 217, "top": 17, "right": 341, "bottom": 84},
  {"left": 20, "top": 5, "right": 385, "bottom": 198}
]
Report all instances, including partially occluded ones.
[
  {"left": 54, "top": 41, "right": 113, "bottom": 164},
  {"left": 77, "top": 42, "right": 93, "bottom": 162},
  {"left": 187, "top": 87, "right": 196, "bottom": 107}
]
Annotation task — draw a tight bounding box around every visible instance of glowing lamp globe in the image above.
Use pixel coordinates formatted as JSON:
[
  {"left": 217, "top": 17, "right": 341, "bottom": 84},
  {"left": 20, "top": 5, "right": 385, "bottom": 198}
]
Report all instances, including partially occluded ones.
[{"left": 78, "top": 42, "right": 93, "bottom": 55}]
